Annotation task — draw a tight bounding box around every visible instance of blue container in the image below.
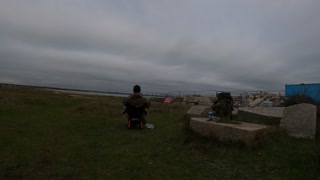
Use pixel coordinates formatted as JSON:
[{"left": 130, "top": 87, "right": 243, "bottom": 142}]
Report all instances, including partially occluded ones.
[{"left": 285, "top": 83, "right": 320, "bottom": 102}]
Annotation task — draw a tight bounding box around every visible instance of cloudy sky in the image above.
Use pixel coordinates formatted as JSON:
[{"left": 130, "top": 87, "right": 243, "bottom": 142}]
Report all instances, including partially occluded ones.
[{"left": 1, "top": 0, "right": 320, "bottom": 94}]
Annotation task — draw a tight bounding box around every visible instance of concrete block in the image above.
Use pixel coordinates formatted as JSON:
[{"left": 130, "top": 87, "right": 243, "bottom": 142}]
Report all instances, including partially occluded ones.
[
  {"left": 249, "top": 98, "right": 264, "bottom": 107},
  {"left": 237, "top": 107, "right": 285, "bottom": 125},
  {"left": 280, "top": 103, "right": 317, "bottom": 139},
  {"left": 190, "top": 117, "right": 269, "bottom": 144}
]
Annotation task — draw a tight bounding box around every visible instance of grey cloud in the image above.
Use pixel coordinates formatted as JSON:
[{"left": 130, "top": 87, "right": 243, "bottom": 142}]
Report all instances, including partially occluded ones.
[{"left": 1, "top": 0, "right": 320, "bottom": 93}]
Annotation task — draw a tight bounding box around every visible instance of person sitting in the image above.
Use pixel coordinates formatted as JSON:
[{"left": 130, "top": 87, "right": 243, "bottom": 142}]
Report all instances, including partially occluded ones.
[{"left": 123, "top": 85, "right": 151, "bottom": 125}]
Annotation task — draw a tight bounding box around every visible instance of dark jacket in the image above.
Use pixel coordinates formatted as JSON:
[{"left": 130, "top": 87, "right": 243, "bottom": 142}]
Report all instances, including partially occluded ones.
[
  {"left": 123, "top": 93, "right": 150, "bottom": 108},
  {"left": 123, "top": 93, "right": 150, "bottom": 116}
]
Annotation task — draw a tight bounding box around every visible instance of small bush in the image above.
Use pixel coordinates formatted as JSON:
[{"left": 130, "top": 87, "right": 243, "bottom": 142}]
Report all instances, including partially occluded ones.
[{"left": 284, "top": 94, "right": 317, "bottom": 107}]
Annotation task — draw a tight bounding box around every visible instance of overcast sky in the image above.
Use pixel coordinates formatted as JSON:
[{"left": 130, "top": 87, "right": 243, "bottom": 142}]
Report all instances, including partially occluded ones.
[{"left": 1, "top": 0, "right": 320, "bottom": 94}]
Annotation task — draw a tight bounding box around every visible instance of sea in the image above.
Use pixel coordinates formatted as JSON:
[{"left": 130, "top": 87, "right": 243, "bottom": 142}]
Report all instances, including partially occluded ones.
[{"left": 52, "top": 89, "right": 130, "bottom": 97}]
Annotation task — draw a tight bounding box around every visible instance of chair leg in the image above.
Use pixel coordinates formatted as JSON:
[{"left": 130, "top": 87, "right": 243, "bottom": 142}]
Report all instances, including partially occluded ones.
[
  {"left": 127, "top": 120, "right": 131, "bottom": 128},
  {"left": 140, "top": 121, "right": 144, "bottom": 129}
]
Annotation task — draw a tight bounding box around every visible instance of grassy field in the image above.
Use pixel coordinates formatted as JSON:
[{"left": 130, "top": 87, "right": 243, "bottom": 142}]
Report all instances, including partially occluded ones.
[{"left": 0, "top": 86, "right": 319, "bottom": 179}]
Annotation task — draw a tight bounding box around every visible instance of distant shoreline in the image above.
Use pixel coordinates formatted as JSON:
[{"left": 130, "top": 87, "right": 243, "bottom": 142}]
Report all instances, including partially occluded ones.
[
  {"left": 0, "top": 83, "right": 130, "bottom": 97},
  {"left": 51, "top": 89, "right": 129, "bottom": 97}
]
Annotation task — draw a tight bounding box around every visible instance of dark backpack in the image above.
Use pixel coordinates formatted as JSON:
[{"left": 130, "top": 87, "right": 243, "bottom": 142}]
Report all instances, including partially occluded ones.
[{"left": 213, "top": 92, "right": 234, "bottom": 119}]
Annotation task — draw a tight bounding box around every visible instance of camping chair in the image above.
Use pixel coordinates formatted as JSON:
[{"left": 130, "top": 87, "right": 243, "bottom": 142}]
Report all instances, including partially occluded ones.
[{"left": 124, "top": 104, "right": 147, "bottom": 129}]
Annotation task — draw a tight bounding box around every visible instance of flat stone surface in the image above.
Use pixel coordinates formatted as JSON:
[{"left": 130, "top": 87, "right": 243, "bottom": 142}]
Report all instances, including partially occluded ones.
[
  {"left": 280, "top": 103, "right": 317, "bottom": 139},
  {"left": 191, "top": 117, "right": 268, "bottom": 130},
  {"left": 190, "top": 117, "right": 269, "bottom": 144},
  {"left": 237, "top": 107, "right": 285, "bottom": 125},
  {"left": 238, "top": 107, "right": 285, "bottom": 117},
  {"left": 186, "top": 106, "right": 211, "bottom": 117}
]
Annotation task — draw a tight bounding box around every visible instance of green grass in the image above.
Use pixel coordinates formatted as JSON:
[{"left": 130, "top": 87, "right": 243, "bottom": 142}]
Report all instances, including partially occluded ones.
[{"left": 1, "top": 86, "right": 319, "bottom": 179}]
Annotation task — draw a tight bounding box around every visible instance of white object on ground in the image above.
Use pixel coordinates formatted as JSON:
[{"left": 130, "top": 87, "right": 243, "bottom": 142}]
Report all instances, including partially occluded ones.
[{"left": 146, "top": 124, "right": 155, "bottom": 129}]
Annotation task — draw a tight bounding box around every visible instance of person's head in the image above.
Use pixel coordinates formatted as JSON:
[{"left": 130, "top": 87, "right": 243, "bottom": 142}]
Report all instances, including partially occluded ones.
[{"left": 133, "top": 85, "right": 141, "bottom": 93}]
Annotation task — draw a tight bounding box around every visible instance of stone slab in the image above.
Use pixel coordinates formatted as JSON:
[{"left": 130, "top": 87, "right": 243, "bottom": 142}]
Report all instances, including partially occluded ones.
[
  {"left": 280, "top": 103, "right": 317, "bottom": 139},
  {"left": 249, "top": 98, "right": 264, "bottom": 107},
  {"left": 238, "top": 107, "right": 285, "bottom": 117},
  {"left": 190, "top": 117, "right": 269, "bottom": 144},
  {"left": 237, "top": 107, "right": 285, "bottom": 126},
  {"left": 186, "top": 106, "right": 211, "bottom": 117}
]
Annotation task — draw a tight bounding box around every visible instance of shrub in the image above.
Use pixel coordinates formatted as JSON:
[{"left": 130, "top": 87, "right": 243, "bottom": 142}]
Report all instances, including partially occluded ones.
[{"left": 284, "top": 94, "right": 317, "bottom": 107}]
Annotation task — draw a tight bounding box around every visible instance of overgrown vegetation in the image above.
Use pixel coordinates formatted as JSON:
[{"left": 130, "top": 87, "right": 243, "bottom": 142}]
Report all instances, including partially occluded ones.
[
  {"left": 1, "top": 86, "right": 319, "bottom": 179},
  {"left": 284, "top": 94, "right": 319, "bottom": 107}
]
